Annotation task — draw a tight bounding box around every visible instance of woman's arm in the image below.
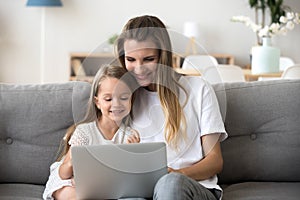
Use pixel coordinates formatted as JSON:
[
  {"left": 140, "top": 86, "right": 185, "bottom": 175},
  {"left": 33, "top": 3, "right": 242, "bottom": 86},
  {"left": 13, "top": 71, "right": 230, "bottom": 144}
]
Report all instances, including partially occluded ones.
[
  {"left": 58, "top": 148, "right": 73, "bottom": 180},
  {"left": 169, "top": 133, "right": 223, "bottom": 181}
]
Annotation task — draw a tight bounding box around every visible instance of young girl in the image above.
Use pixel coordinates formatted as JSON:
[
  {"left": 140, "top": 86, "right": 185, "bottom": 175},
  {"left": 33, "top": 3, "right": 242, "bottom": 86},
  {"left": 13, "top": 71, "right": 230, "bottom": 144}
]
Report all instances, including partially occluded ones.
[
  {"left": 43, "top": 65, "right": 140, "bottom": 200},
  {"left": 117, "top": 15, "right": 227, "bottom": 200}
]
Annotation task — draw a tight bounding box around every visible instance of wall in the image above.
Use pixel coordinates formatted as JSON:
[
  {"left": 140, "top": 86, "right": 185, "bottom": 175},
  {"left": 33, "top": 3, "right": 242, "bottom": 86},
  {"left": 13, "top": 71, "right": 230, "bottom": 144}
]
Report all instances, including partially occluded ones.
[{"left": 0, "top": 0, "right": 299, "bottom": 83}]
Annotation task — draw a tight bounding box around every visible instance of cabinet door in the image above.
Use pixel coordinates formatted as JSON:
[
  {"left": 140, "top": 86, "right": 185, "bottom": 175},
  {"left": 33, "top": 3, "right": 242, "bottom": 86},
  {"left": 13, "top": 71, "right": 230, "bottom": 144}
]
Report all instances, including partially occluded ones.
[{"left": 70, "top": 53, "right": 120, "bottom": 82}]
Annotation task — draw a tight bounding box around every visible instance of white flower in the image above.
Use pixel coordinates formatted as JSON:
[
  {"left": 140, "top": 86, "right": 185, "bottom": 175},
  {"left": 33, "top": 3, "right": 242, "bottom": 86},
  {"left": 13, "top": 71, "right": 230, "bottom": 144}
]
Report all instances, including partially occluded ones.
[
  {"left": 231, "top": 11, "right": 300, "bottom": 40},
  {"left": 286, "top": 21, "right": 295, "bottom": 30},
  {"left": 258, "top": 26, "right": 269, "bottom": 37},
  {"left": 279, "top": 27, "right": 288, "bottom": 35},
  {"left": 270, "top": 23, "right": 280, "bottom": 32},
  {"left": 286, "top": 12, "right": 294, "bottom": 20},
  {"left": 279, "top": 16, "right": 288, "bottom": 23}
]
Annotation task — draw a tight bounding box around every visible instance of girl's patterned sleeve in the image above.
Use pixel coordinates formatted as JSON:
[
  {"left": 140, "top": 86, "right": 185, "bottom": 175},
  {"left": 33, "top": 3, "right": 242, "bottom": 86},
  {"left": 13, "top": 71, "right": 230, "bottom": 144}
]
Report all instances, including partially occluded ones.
[{"left": 68, "top": 127, "right": 89, "bottom": 146}]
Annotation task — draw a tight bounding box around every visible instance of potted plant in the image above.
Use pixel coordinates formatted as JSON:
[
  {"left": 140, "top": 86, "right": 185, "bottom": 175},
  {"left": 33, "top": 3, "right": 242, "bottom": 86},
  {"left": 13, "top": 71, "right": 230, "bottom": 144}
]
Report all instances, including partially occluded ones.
[
  {"left": 108, "top": 34, "right": 119, "bottom": 45},
  {"left": 249, "top": 0, "right": 289, "bottom": 44},
  {"left": 232, "top": 0, "right": 299, "bottom": 45}
]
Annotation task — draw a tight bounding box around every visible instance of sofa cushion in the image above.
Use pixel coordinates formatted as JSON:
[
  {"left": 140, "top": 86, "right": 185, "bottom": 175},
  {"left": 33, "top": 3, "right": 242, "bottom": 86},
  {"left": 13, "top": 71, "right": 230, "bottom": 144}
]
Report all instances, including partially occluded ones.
[
  {"left": 0, "top": 183, "right": 45, "bottom": 200},
  {"left": 213, "top": 80, "right": 300, "bottom": 184},
  {"left": 0, "top": 82, "right": 91, "bottom": 185},
  {"left": 222, "top": 182, "right": 300, "bottom": 200}
]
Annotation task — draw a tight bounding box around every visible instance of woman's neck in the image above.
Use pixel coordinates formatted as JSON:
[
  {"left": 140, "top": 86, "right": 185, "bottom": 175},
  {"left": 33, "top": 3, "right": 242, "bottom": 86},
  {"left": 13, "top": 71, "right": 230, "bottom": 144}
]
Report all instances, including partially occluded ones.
[
  {"left": 145, "top": 83, "right": 156, "bottom": 91},
  {"left": 97, "top": 117, "right": 121, "bottom": 140}
]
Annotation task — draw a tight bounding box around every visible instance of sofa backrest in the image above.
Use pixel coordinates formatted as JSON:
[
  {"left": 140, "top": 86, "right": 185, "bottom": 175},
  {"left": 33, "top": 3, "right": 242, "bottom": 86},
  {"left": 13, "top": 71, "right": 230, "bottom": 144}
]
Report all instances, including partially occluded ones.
[
  {"left": 0, "top": 82, "right": 91, "bottom": 185},
  {"left": 213, "top": 80, "right": 300, "bottom": 184}
]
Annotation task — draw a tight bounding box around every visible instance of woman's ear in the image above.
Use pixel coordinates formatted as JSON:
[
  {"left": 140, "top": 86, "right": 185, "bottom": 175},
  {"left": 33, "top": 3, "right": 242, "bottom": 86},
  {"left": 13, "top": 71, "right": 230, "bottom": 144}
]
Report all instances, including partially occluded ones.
[{"left": 93, "top": 96, "right": 98, "bottom": 103}]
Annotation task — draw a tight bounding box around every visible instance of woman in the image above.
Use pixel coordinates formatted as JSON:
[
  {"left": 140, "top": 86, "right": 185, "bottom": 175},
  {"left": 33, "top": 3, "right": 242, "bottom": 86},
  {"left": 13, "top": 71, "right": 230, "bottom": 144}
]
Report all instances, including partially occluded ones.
[{"left": 116, "top": 15, "right": 227, "bottom": 200}]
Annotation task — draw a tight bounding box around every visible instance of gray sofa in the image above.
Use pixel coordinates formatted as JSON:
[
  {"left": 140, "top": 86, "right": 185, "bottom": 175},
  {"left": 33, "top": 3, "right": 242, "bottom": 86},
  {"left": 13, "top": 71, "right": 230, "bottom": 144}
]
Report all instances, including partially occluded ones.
[{"left": 0, "top": 79, "right": 300, "bottom": 199}]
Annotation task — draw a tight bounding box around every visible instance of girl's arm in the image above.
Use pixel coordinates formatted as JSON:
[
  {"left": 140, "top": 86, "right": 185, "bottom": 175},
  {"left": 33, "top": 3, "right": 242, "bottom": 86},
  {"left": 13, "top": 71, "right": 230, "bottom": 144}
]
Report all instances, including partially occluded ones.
[
  {"left": 169, "top": 133, "right": 223, "bottom": 181},
  {"left": 58, "top": 148, "right": 73, "bottom": 180}
]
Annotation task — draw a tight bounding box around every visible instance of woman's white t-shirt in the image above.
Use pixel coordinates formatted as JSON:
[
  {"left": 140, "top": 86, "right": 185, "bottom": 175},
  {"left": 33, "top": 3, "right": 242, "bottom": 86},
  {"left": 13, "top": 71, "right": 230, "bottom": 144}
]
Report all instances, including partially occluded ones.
[{"left": 130, "top": 76, "right": 227, "bottom": 191}]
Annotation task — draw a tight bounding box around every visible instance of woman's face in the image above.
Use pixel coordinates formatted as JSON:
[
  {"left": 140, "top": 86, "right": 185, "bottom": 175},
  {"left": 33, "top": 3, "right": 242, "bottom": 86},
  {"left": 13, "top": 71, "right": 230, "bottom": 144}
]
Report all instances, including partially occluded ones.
[{"left": 124, "top": 39, "right": 159, "bottom": 89}]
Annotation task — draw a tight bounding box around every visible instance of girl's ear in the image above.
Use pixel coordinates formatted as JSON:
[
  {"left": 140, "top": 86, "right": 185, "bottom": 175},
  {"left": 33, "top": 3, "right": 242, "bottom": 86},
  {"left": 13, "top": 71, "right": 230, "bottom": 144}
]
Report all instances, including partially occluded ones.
[{"left": 94, "top": 96, "right": 101, "bottom": 109}]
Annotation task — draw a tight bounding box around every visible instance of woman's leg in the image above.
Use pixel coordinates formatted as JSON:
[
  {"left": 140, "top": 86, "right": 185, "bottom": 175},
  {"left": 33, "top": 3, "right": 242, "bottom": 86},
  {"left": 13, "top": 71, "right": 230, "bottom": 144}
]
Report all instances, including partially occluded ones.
[
  {"left": 154, "top": 173, "right": 218, "bottom": 200},
  {"left": 53, "top": 186, "right": 76, "bottom": 200}
]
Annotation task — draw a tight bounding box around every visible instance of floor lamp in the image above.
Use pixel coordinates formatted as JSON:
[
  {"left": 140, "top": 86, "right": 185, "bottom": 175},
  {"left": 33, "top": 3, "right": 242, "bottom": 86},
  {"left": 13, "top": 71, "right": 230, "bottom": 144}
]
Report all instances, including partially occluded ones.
[
  {"left": 183, "top": 21, "right": 199, "bottom": 55},
  {"left": 26, "top": 0, "right": 63, "bottom": 83}
]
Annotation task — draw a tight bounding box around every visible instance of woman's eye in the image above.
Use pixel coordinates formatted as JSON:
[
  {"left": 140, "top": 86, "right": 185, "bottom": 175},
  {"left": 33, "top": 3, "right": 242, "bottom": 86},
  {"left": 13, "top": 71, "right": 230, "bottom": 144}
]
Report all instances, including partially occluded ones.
[
  {"left": 126, "top": 57, "right": 135, "bottom": 62},
  {"left": 144, "top": 57, "right": 156, "bottom": 62},
  {"left": 121, "top": 97, "right": 129, "bottom": 101},
  {"left": 104, "top": 98, "right": 112, "bottom": 101}
]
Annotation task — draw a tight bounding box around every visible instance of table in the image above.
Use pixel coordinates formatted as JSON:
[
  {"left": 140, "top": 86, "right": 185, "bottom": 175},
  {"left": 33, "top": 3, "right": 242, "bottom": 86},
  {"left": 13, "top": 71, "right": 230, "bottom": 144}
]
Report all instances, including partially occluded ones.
[
  {"left": 174, "top": 68, "right": 283, "bottom": 81},
  {"left": 172, "top": 53, "right": 234, "bottom": 68},
  {"left": 242, "top": 69, "right": 282, "bottom": 81}
]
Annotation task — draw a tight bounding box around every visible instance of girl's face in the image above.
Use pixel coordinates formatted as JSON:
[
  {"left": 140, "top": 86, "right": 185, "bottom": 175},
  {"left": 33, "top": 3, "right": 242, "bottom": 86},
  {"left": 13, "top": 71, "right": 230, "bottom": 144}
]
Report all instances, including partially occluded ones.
[
  {"left": 94, "top": 77, "right": 132, "bottom": 124},
  {"left": 124, "top": 39, "right": 159, "bottom": 90}
]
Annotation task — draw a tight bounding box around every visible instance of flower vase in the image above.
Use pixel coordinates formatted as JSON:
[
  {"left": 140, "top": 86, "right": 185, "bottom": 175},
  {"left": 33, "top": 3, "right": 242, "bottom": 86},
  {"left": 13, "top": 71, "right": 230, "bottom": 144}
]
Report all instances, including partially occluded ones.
[{"left": 251, "top": 37, "right": 280, "bottom": 74}]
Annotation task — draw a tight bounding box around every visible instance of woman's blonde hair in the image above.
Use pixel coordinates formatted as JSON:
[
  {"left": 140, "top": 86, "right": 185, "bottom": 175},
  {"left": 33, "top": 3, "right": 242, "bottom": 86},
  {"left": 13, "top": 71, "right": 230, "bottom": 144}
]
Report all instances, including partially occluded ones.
[
  {"left": 56, "top": 65, "right": 138, "bottom": 161},
  {"left": 117, "top": 15, "right": 187, "bottom": 148}
]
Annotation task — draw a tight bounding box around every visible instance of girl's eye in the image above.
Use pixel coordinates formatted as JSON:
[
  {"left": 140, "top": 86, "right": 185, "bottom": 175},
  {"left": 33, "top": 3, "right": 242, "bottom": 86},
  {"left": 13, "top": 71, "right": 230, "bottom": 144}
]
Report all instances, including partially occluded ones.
[{"left": 104, "top": 98, "right": 112, "bottom": 101}]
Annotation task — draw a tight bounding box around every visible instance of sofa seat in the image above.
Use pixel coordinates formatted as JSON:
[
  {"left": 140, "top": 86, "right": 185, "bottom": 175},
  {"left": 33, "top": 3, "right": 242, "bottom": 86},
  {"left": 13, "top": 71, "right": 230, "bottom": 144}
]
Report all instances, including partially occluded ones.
[
  {"left": 223, "top": 182, "right": 300, "bottom": 200},
  {"left": 0, "top": 184, "right": 45, "bottom": 200}
]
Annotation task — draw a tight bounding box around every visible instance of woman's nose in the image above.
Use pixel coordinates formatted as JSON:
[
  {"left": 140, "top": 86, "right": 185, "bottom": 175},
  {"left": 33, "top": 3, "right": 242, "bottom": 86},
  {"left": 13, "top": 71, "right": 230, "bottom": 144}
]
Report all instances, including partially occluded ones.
[
  {"left": 133, "top": 61, "right": 145, "bottom": 73},
  {"left": 112, "top": 98, "right": 121, "bottom": 107}
]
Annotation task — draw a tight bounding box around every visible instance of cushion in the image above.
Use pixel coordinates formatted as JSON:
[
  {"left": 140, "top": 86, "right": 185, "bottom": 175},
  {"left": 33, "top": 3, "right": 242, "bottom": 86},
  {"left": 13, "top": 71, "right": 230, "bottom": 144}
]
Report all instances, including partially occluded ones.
[
  {"left": 213, "top": 80, "right": 300, "bottom": 184},
  {"left": 0, "top": 82, "right": 91, "bottom": 185},
  {"left": 0, "top": 183, "right": 45, "bottom": 200},
  {"left": 222, "top": 182, "right": 300, "bottom": 200}
]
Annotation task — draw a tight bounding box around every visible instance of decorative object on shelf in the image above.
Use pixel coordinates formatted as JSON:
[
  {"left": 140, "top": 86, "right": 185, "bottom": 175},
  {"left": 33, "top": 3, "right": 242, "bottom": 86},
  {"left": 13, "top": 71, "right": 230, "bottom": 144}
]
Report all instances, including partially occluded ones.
[
  {"left": 108, "top": 34, "right": 119, "bottom": 45},
  {"left": 183, "top": 21, "right": 199, "bottom": 55},
  {"left": 103, "top": 33, "right": 119, "bottom": 52},
  {"left": 231, "top": 0, "right": 300, "bottom": 45},
  {"left": 231, "top": 0, "right": 299, "bottom": 74},
  {"left": 251, "top": 36, "right": 280, "bottom": 74},
  {"left": 71, "top": 59, "right": 86, "bottom": 77},
  {"left": 26, "top": 0, "right": 63, "bottom": 83}
]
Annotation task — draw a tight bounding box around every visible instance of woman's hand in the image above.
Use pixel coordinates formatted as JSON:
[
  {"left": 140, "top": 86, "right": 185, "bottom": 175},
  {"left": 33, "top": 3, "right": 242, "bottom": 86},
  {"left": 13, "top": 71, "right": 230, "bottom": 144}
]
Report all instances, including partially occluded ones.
[
  {"left": 168, "top": 167, "right": 186, "bottom": 175},
  {"left": 167, "top": 134, "right": 223, "bottom": 181},
  {"left": 126, "top": 129, "right": 140, "bottom": 143}
]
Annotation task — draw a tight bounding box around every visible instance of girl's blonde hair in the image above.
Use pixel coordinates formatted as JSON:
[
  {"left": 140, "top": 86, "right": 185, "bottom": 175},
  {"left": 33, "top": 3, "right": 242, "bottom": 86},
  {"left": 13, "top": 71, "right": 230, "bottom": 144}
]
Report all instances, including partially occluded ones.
[
  {"left": 56, "top": 65, "right": 138, "bottom": 161},
  {"left": 117, "top": 15, "right": 187, "bottom": 148}
]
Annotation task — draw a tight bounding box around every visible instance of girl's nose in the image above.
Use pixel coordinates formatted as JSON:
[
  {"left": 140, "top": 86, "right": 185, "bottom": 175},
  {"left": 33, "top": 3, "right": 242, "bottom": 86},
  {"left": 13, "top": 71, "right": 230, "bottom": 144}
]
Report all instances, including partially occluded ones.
[{"left": 112, "top": 98, "right": 121, "bottom": 107}]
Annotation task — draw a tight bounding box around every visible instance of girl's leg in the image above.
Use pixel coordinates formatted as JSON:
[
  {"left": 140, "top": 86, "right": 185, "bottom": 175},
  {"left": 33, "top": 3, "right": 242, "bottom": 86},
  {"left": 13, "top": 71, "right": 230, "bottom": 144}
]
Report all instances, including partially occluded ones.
[
  {"left": 154, "top": 173, "right": 219, "bottom": 200},
  {"left": 53, "top": 186, "right": 76, "bottom": 200}
]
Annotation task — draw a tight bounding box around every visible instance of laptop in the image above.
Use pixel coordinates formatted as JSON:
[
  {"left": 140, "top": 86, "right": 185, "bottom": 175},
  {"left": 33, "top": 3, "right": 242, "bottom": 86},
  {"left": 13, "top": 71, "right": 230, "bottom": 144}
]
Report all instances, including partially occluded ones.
[{"left": 71, "top": 142, "right": 167, "bottom": 199}]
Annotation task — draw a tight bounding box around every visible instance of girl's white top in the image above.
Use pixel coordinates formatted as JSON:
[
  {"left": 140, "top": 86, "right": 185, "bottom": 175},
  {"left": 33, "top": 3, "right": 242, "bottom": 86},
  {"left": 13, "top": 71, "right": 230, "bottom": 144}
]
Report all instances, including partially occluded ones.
[{"left": 43, "top": 121, "right": 132, "bottom": 200}]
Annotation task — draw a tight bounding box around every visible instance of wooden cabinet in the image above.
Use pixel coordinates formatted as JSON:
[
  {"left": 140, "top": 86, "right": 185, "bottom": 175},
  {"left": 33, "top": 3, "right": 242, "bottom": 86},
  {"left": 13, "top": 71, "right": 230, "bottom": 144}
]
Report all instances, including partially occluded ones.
[
  {"left": 70, "top": 53, "right": 119, "bottom": 82},
  {"left": 70, "top": 52, "right": 234, "bottom": 82},
  {"left": 173, "top": 53, "right": 234, "bottom": 68}
]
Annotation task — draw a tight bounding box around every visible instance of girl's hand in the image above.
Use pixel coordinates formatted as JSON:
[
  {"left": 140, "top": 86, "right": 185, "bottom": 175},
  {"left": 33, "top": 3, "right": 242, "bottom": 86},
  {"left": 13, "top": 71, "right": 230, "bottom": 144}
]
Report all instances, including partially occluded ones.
[
  {"left": 59, "top": 149, "right": 74, "bottom": 180},
  {"left": 126, "top": 129, "right": 140, "bottom": 143},
  {"left": 71, "top": 177, "right": 76, "bottom": 187}
]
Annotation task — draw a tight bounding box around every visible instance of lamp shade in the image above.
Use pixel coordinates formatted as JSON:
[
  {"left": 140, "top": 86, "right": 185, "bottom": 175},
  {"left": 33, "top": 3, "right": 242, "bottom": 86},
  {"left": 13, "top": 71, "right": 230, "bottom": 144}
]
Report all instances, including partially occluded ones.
[
  {"left": 26, "top": 0, "right": 62, "bottom": 6},
  {"left": 183, "top": 21, "right": 199, "bottom": 38}
]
